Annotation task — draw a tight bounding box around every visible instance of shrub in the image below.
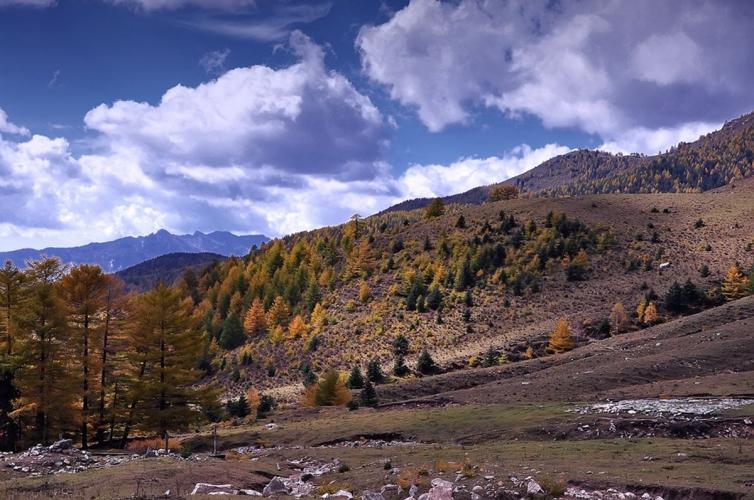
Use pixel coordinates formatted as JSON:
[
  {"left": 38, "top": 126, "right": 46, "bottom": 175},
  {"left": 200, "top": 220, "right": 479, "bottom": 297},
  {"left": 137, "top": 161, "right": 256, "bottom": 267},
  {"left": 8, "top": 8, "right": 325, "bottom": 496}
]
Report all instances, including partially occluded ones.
[
  {"left": 393, "top": 355, "right": 410, "bottom": 377},
  {"left": 256, "top": 394, "right": 276, "bottom": 418},
  {"left": 347, "top": 366, "right": 364, "bottom": 389},
  {"left": 367, "top": 359, "right": 384, "bottom": 384},
  {"left": 392, "top": 334, "right": 409, "bottom": 356},
  {"left": 360, "top": 379, "right": 379, "bottom": 407},
  {"left": 302, "top": 370, "right": 352, "bottom": 407},
  {"left": 425, "top": 198, "right": 445, "bottom": 218},
  {"left": 548, "top": 318, "right": 575, "bottom": 353},
  {"left": 416, "top": 349, "right": 437, "bottom": 374},
  {"left": 358, "top": 281, "right": 371, "bottom": 303}
]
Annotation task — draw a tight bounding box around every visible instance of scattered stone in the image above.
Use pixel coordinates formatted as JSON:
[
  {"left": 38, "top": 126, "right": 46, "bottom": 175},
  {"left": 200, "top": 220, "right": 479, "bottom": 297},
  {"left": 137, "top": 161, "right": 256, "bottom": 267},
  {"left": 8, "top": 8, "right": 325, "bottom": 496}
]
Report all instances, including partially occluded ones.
[
  {"left": 263, "top": 477, "right": 290, "bottom": 496},
  {"left": 362, "top": 490, "right": 385, "bottom": 500},
  {"left": 526, "top": 479, "right": 543, "bottom": 496},
  {"left": 239, "top": 489, "right": 263, "bottom": 496},
  {"left": 425, "top": 478, "right": 453, "bottom": 500},
  {"left": 48, "top": 439, "right": 73, "bottom": 452},
  {"left": 191, "top": 483, "right": 237, "bottom": 495},
  {"left": 381, "top": 484, "right": 400, "bottom": 495}
]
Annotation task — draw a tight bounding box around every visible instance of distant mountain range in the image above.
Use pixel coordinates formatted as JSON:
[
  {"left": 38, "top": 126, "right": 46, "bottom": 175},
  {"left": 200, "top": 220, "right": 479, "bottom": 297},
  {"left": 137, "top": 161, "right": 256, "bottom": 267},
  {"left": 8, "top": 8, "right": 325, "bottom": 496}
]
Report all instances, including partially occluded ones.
[
  {"left": 116, "top": 252, "right": 227, "bottom": 292},
  {"left": 0, "top": 230, "right": 268, "bottom": 272},
  {"left": 384, "top": 111, "right": 754, "bottom": 213}
]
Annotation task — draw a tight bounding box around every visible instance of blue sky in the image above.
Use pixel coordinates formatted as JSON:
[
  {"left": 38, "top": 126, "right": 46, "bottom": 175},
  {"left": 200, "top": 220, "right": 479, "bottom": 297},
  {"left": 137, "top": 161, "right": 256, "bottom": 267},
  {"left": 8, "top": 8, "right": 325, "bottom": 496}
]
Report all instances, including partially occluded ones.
[{"left": 0, "top": 0, "right": 752, "bottom": 250}]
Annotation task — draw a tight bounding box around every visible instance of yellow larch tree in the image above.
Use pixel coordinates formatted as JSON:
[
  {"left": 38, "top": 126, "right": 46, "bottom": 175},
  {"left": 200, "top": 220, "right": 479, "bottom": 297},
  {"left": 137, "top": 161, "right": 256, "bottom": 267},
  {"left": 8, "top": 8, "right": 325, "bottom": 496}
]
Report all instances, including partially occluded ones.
[{"left": 548, "top": 317, "right": 575, "bottom": 353}]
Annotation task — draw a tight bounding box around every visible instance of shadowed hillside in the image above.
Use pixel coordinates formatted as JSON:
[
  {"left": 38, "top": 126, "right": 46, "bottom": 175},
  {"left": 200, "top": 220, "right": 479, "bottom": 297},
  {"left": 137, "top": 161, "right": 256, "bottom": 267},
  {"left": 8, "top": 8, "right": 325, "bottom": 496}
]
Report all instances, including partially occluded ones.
[{"left": 384, "top": 111, "right": 754, "bottom": 213}]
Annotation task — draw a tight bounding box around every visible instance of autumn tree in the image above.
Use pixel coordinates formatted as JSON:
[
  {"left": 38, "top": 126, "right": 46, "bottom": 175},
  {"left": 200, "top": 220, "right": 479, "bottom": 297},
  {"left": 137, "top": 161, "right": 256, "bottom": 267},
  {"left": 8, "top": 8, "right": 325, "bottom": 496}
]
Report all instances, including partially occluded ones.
[
  {"left": 564, "top": 249, "right": 589, "bottom": 281},
  {"left": 288, "top": 314, "right": 308, "bottom": 339},
  {"left": 96, "top": 275, "right": 126, "bottom": 445},
  {"left": 548, "top": 317, "right": 575, "bottom": 353},
  {"left": 309, "top": 303, "right": 327, "bottom": 334},
  {"left": 609, "top": 302, "right": 629, "bottom": 334},
  {"left": 121, "top": 284, "right": 214, "bottom": 445},
  {"left": 0, "top": 260, "right": 25, "bottom": 450},
  {"left": 488, "top": 184, "right": 518, "bottom": 202},
  {"left": 358, "top": 281, "right": 371, "bottom": 303},
  {"left": 59, "top": 264, "right": 110, "bottom": 449},
  {"left": 642, "top": 302, "right": 658, "bottom": 324},
  {"left": 0, "top": 261, "right": 25, "bottom": 356},
  {"left": 243, "top": 298, "right": 267, "bottom": 336},
  {"left": 425, "top": 198, "right": 445, "bottom": 218},
  {"left": 302, "top": 370, "right": 351, "bottom": 407},
  {"left": 721, "top": 264, "right": 750, "bottom": 301},
  {"left": 266, "top": 296, "right": 290, "bottom": 330},
  {"left": 13, "top": 258, "right": 76, "bottom": 445}
]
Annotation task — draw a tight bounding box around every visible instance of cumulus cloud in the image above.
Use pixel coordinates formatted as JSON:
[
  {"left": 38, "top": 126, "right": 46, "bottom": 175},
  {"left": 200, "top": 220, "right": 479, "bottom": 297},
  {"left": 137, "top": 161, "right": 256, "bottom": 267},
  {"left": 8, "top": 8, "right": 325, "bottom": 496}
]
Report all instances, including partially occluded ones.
[
  {"left": 0, "top": 107, "right": 30, "bottom": 136},
  {"left": 0, "top": 33, "right": 397, "bottom": 249},
  {"left": 0, "top": 26, "right": 570, "bottom": 251},
  {"left": 397, "top": 144, "right": 571, "bottom": 199},
  {"left": 598, "top": 122, "right": 721, "bottom": 155},
  {"left": 357, "top": 0, "right": 754, "bottom": 152}
]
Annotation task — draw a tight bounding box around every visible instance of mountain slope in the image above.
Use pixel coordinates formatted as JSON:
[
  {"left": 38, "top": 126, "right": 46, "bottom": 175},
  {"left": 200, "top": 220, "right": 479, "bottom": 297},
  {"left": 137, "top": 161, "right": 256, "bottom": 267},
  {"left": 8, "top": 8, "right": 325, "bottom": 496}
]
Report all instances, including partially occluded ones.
[
  {"left": 383, "top": 111, "right": 754, "bottom": 213},
  {"left": 188, "top": 179, "right": 754, "bottom": 398},
  {"left": 0, "top": 230, "right": 267, "bottom": 272},
  {"left": 115, "top": 252, "right": 227, "bottom": 292}
]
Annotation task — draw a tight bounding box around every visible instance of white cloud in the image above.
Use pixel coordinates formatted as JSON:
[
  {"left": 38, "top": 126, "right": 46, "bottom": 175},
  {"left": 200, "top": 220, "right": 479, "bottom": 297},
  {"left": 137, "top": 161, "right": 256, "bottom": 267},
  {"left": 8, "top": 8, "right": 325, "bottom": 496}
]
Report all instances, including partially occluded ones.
[
  {"left": 397, "top": 144, "right": 571, "bottom": 199},
  {"left": 631, "top": 32, "right": 704, "bottom": 87},
  {"left": 199, "top": 49, "right": 230, "bottom": 75},
  {"left": 0, "top": 107, "right": 29, "bottom": 136},
  {"left": 185, "top": 2, "right": 332, "bottom": 41},
  {"left": 599, "top": 122, "right": 720, "bottom": 155},
  {"left": 0, "top": 33, "right": 395, "bottom": 250},
  {"left": 358, "top": 0, "right": 754, "bottom": 145}
]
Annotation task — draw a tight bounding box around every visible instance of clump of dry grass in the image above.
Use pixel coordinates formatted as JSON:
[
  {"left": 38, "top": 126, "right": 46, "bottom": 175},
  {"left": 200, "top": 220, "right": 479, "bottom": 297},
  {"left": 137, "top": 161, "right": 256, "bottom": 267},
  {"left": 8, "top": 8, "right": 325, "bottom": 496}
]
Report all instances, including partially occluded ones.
[{"left": 126, "top": 437, "right": 180, "bottom": 454}]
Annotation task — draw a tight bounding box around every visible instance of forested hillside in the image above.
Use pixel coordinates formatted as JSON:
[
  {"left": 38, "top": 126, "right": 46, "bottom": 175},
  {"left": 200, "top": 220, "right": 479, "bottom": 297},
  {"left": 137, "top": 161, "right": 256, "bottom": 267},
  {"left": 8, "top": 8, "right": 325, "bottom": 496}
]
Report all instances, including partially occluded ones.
[
  {"left": 385, "top": 111, "right": 754, "bottom": 213},
  {"left": 115, "top": 252, "right": 226, "bottom": 292},
  {"left": 179, "top": 184, "right": 754, "bottom": 399}
]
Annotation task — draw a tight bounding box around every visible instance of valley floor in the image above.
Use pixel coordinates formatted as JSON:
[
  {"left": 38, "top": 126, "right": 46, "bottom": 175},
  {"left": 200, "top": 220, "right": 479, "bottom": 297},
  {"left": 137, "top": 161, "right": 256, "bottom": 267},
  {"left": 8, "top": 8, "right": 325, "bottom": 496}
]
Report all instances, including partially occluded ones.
[{"left": 1, "top": 297, "right": 753, "bottom": 499}]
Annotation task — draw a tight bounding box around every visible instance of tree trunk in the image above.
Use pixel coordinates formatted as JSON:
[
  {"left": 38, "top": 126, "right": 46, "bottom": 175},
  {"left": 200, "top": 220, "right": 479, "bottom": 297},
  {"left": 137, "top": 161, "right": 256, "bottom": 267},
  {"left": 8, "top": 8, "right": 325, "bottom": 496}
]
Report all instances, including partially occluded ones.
[
  {"left": 81, "top": 314, "right": 89, "bottom": 449},
  {"left": 97, "top": 292, "right": 112, "bottom": 445},
  {"left": 119, "top": 360, "right": 146, "bottom": 449}
]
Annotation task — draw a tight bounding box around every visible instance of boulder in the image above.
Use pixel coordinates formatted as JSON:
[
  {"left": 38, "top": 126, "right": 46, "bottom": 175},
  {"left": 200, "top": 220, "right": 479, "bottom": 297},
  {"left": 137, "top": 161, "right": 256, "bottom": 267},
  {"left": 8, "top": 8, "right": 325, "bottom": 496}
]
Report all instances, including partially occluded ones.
[
  {"left": 263, "top": 477, "right": 290, "bottom": 496},
  {"left": 332, "top": 490, "right": 354, "bottom": 498},
  {"left": 49, "top": 439, "right": 73, "bottom": 452},
  {"left": 381, "top": 484, "right": 401, "bottom": 496},
  {"left": 426, "top": 479, "right": 453, "bottom": 500},
  {"left": 526, "top": 480, "right": 543, "bottom": 496},
  {"left": 362, "top": 491, "right": 386, "bottom": 500},
  {"left": 239, "top": 489, "right": 263, "bottom": 496},
  {"left": 191, "top": 483, "right": 238, "bottom": 495}
]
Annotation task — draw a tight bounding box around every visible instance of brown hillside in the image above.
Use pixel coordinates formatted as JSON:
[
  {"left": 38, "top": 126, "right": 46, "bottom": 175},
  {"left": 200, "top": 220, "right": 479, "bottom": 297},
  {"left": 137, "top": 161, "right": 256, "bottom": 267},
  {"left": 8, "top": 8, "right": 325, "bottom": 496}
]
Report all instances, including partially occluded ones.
[{"left": 203, "top": 181, "right": 754, "bottom": 400}]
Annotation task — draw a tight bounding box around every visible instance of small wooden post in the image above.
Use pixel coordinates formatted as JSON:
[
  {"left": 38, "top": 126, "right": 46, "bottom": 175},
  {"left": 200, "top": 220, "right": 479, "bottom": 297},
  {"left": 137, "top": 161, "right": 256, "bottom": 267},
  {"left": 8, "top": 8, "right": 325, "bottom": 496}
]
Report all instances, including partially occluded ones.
[
  {"left": 164, "top": 431, "right": 169, "bottom": 454},
  {"left": 213, "top": 425, "right": 218, "bottom": 455}
]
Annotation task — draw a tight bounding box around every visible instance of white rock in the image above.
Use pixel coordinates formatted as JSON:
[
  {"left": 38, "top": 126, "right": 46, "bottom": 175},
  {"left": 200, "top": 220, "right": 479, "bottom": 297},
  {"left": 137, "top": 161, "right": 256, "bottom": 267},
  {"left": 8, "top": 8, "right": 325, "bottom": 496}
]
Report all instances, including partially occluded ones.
[
  {"left": 526, "top": 480, "right": 543, "bottom": 495},
  {"left": 239, "top": 489, "right": 263, "bottom": 496},
  {"left": 191, "top": 483, "right": 237, "bottom": 495}
]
